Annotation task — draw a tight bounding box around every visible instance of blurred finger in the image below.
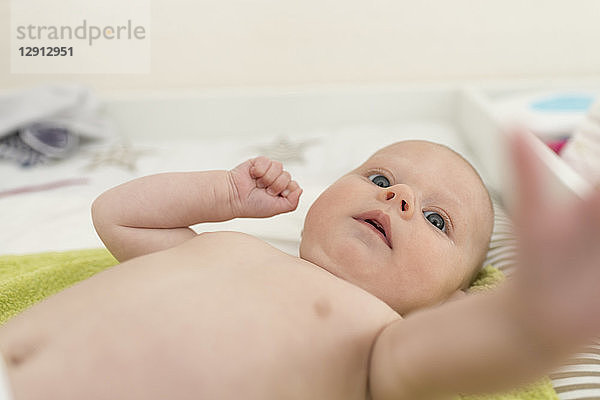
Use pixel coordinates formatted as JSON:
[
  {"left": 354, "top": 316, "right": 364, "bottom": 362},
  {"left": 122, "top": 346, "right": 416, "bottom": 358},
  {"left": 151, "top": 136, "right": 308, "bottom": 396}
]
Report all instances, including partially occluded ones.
[
  {"left": 510, "top": 130, "right": 543, "bottom": 225},
  {"left": 580, "top": 188, "right": 600, "bottom": 240}
]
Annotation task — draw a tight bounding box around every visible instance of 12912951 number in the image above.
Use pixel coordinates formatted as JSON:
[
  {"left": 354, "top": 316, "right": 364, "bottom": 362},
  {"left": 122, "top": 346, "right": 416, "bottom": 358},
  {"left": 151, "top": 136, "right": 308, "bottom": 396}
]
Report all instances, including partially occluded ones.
[{"left": 18, "top": 47, "right": 73, "bottom": 56}]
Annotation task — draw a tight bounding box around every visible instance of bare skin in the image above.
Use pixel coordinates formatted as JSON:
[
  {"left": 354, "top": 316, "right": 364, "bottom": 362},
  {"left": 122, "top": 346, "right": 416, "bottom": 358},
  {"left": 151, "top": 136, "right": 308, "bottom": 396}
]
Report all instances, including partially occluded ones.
[
  {"left": 0, "top": 232, "right": 398, "bottom": 400},
  {"left": 1, "top": 137, "right": 600, "bottom": 400}
]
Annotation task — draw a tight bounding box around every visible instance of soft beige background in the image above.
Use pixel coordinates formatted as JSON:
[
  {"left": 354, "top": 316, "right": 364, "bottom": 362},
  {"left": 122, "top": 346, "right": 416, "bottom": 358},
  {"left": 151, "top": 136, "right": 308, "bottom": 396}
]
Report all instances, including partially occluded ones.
[{"left": 1, "top": 0, "right": 600, "bottom": 92}]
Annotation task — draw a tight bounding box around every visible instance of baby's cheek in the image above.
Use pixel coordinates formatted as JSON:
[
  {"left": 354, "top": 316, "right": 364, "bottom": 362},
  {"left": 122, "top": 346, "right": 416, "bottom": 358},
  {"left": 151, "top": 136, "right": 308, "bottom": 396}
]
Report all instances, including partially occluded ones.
[
  {"left": 405, "top": 237, "right": 460, "bottom": 288},
  {"left": 405, "top": 234, "right": 446, "bottom": 266}
]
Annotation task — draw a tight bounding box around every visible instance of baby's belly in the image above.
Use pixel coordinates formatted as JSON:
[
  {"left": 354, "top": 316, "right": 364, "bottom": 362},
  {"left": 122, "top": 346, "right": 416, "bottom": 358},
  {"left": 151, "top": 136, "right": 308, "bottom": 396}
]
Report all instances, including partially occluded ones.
[{"left": 0, "top": 232, "right": 399, "bottom": 400}]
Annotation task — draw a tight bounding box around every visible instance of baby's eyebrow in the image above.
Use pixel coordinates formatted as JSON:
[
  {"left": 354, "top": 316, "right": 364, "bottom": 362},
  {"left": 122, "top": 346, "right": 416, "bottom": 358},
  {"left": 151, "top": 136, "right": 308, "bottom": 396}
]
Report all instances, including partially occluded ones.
[{"left": 437, "top": 192, "right": 459, "bottom": 213}]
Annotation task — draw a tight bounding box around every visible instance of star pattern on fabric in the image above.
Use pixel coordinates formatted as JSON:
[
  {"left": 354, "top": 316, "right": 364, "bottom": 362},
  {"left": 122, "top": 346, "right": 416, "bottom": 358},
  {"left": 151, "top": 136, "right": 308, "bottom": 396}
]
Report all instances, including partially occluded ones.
[
  {"left": 253, "top": 136, "right": 319, "bottom": 164},
  {"left": 84, "top": 141, "right": 152, "bottom": 171}
]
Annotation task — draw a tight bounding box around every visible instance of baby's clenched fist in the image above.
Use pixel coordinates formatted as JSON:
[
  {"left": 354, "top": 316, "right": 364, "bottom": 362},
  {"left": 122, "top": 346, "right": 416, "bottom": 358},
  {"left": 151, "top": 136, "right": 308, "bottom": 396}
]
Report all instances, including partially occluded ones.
[{"left": 228, "top": 156, "right": 303, "bottom": 218}]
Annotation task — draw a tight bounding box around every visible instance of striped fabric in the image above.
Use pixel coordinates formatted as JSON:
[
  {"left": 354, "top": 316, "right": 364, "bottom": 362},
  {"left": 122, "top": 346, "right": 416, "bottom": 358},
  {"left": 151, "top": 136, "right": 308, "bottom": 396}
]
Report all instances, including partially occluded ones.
[
  {"left": 551, "top": 343, "right": 600, "bottom": 400},
  {"left": 482, "top": 200, "right": 518, "bottom": 276},
  {"left": 483, "top": 198, "right": 600, "bottom": 400}
]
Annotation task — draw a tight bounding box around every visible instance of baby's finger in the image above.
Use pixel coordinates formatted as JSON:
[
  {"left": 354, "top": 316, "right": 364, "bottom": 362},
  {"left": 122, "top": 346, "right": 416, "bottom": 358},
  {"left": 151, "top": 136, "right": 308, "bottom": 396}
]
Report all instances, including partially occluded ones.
[
  {"left": 266, "top": 171, "right": 291, "bottom": 196},
  {"left": 250, "top": 156, "right": 272, "bottom": 180},
  {"left": 257, "top": 160, "right": 283, "bottom": 189},
  {"left": 580, "top": 188, "right": 600, "bottom": 241},
  {"left": 510, "top": 131, "right": 543, "bottom": 225},
  {"left": 282, "top": 180, "right": 302, "bottom": 206},
  {"left": 281, "top": 180, "right": 300, "bottom": 197},
  {"left": 285, "top": 185, "right": 303, "bottom": 210}
]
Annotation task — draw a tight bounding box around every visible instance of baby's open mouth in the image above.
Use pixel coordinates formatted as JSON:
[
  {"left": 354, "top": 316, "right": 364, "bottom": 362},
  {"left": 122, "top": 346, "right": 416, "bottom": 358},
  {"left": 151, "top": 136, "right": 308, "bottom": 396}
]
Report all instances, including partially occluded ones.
[
  {"left": 365, "top": 218, "right": 386, "bottom": 235},
  {"left": 353, "top": 211, "right": 393, "bottom": 249}
]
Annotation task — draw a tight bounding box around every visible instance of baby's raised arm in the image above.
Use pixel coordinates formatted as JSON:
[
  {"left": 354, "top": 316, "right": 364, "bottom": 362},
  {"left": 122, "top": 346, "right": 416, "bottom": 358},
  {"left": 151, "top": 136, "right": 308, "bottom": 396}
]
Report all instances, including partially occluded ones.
[
  {"left": 92, "top": 156, "right": 302, "bottom": 261},
  {"left": 369, "top": 133, "right": 600, "bottom": 399}
]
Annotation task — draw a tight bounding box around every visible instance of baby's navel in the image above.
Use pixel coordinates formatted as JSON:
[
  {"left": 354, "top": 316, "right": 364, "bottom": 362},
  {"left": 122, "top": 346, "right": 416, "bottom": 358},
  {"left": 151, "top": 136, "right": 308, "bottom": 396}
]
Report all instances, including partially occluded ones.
[{"left": 313, "top": 297, "right": 332, "bottom": 319}]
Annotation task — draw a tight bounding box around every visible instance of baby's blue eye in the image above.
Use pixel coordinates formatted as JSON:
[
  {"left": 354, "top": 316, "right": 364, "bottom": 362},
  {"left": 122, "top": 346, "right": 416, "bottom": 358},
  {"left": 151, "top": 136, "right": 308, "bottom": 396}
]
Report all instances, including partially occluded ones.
[
  {"left": 424, "top": 211, "right": 446, "bottom": 232},
  {"left": 368, "top": 174, "right": 390, "bottom": 188}
]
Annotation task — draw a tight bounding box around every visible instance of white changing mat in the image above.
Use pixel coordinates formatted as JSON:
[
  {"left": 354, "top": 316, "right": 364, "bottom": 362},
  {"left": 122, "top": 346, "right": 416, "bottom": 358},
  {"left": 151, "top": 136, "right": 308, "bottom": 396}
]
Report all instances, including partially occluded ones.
[{"left": 0, "top": 120, "right": 475, "bottom": 256}]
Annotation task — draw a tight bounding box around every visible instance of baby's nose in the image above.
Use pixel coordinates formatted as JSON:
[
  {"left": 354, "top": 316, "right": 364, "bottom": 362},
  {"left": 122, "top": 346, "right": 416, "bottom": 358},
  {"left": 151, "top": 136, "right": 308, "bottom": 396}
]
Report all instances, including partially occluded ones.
[{"left": 380, "top": 184, "right": 415, "bottom": 219}]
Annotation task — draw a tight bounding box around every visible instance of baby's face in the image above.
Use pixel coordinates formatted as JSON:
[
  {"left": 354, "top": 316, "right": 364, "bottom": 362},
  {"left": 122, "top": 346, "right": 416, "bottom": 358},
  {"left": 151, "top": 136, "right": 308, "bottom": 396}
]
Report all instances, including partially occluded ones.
[{"left": 299, "top": 140, "right": 493, "bottom": 315}]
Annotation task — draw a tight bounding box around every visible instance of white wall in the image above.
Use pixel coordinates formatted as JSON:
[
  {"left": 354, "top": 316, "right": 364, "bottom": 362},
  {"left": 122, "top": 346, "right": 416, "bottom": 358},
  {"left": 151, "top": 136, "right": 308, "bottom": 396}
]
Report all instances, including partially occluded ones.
[{"left": 1, "top": 0, "right": 600, "bottom": 92}]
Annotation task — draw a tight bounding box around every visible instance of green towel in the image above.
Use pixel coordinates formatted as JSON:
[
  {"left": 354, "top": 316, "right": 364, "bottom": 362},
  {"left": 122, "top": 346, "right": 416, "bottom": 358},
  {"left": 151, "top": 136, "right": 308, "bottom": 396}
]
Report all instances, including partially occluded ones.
[
  {"left": 0, "top": 248, "right": 118, "bottom": 324},
  {"left": 0, "top": 250, "right": 557, "bottom": 399}
]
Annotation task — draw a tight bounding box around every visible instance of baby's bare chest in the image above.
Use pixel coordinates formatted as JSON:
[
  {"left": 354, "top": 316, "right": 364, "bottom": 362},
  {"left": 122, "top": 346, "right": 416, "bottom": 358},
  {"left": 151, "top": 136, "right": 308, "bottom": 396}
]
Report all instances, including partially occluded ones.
[
  {"left": 139, "top": 233, "right": 398, "bottom": 398},
  {"left": 3, "top": 232, "right": 399, "bottom": 400}
]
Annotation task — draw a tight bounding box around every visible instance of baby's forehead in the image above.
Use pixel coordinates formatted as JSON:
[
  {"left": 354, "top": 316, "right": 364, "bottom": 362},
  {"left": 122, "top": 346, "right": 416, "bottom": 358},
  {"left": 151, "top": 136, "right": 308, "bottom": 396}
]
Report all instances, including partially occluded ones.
[
  {"left": 365, "top": 140, "right": 470, "bottom": 174},
  {"left": 373, "top": 140, "right": 456, "bottom": 159}
]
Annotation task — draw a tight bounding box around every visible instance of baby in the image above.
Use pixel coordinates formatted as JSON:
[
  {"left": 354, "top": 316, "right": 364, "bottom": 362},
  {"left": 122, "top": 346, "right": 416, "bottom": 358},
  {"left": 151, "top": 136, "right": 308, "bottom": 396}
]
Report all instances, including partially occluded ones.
[{"left": 1, "top": 137, "right": 599, "bottom": 400}]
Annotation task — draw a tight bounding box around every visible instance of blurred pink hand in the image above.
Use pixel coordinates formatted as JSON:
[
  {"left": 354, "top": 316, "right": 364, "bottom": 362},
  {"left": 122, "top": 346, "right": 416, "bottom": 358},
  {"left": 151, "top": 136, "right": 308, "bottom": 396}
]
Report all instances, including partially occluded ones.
[{"left": 509, "top": 131, "right": 600, "bottom": 350}]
